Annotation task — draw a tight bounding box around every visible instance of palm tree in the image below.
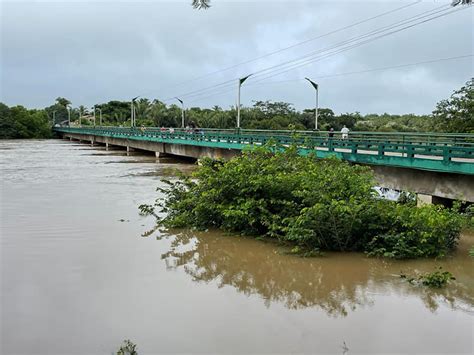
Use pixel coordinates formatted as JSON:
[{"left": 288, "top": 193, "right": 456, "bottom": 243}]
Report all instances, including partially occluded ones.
[
  {"left": 451, "top": 0, "right": 472, "bottom": 5},
  {"left": 78, "top": 105, "right": 88, "bottom": 117},
  {"left": 135, "top": 98, "right": 152, "bottom": 122},
  {"left": 192, "top": 0, "right": 211, "bottom": 9}
]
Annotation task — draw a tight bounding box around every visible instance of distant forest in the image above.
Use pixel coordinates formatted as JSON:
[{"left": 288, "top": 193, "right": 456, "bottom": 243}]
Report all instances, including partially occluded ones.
[{"left": 0, "top": 78, "right": 472, "bottom": 139}]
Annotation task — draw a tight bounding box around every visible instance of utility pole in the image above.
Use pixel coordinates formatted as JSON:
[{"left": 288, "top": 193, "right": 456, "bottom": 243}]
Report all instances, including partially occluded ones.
[
  {"left": 52, "top": 111, "right": 56, "bottom": 126},
  {"left": 305, "top": 78, "right": 319, "bottom": 130},
  {"left": 237, "top": 74, "right": 252, "bottom": 129},
  {"left": 176, "top": 97, "right": 185, "bottom": 128},
  {"left": 67, "top": 106, "right": 71, "bottom": 126},
  {"left": 93, "top": 106, "right": 96, "bottom": 126}
]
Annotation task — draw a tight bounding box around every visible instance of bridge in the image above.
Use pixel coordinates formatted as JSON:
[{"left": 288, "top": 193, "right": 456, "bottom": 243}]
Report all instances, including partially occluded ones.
[{"left": 54, "top": 126, "right": 474, "bottom": 203}]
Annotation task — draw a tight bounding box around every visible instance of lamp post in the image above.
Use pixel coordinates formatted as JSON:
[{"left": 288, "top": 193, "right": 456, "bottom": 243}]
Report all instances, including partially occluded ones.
[
  {"left": 131, "top": 96, "right": 139, "bottom": 127},
  {"left": 237, "top": 74, "right": 252, "bottom": 129},
  {"left": 92, "top": 106, "right": 96, "bottom": 126},
  {"left": 52, "top": 110, "right": 56, "bottom": 126},
  {"left": 97, "top": 108, "right": 102, "bottom": 126},
  {"left": 175, "top": 97, "right": 185, "bottom": 128},
  {"left": 67, "top": 106, "right": 71, "bottom": 126},
  {"left": 305, "top": 77, "right": 319, "bottom": 130}
]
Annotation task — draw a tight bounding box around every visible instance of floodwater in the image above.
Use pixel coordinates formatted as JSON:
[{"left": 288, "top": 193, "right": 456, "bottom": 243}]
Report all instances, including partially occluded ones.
[{"left": 1, "top": 139, "right": 473, "bottom": 355}]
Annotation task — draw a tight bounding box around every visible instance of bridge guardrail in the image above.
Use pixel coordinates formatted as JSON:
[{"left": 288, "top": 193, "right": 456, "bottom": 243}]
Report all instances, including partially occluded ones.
[{"left": 54, "top": 126, "right": 474, "bottom": 174}]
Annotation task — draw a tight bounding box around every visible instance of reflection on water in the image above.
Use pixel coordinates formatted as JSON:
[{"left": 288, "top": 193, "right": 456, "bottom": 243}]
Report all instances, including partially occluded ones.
[{"left": 155, "top": 229, "right": 474, "bottom": 317}]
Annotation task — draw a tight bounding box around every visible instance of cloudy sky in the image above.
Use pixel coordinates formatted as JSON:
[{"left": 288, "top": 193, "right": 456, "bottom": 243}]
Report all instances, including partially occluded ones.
[{"left": 1, "top": 0, "right": 473, "bottom": 114}]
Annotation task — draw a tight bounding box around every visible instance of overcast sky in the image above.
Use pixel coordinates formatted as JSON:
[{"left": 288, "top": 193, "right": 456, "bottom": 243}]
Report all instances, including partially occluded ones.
[{"left": 1, "top": 0, "right": 473, "bottom": 114}]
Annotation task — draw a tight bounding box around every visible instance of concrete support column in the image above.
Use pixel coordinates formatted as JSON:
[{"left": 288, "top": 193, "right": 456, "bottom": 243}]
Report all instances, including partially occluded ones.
[
  {"left": 155, "top": 151, "right": 167, "bottom": 158},
  {"left": 417, "top": 193, "right": 433, "bottom": 206},
  {"left": 105, "top": 142, "right": 109, "bottom": 151}
]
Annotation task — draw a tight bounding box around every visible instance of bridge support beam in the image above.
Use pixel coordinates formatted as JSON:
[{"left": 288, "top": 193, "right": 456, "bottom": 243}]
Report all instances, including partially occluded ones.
[
  {"left": 372, "top": 165, "right": 474, "bottom": 203},
  {"left": 417, "top": 193, "right": 433, "bottom": 206}
]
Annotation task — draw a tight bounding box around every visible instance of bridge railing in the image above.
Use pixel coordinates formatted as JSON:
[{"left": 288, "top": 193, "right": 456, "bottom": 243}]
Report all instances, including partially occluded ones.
[
  {"left": 76, "top": 126, "right": 474, "bottom": 147},
  {"left": 55, "top": 126, "right": 474, "bottom": 162}
]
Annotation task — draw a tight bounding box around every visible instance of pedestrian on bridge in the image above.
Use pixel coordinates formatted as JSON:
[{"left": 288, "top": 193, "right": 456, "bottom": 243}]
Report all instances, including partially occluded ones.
[
  {"left": 328, "top": 128, "right": 335, "bottom": 138},
  {"left": 341, "top": 125, "right": 350, "bottom": 140}
]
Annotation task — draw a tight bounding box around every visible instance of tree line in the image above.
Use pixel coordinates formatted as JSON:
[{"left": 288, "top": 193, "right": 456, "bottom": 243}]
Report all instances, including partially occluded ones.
[{"left": 0, "top": 78, "right": 472, "bottom": 139}]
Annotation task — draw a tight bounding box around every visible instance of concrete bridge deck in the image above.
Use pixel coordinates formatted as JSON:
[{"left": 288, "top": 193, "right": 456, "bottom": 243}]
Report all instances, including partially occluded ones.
[{"left": 54, "top": 126, "right": 474, "bottom": 202}]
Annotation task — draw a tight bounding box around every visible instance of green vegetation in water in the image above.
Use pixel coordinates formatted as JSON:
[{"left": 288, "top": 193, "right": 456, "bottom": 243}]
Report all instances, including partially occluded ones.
[
  {"left": 140, "top": 143, "right": 464, "bottom": 259},
  {"left": 286, "top": 245, "right": 325, "bottom": 258},
  {"left": 400, "top": 267, "right": 456, "bottom": 288},
  {"left": 469, "top": 246, "right": 474, "bottom": 258},
  {"left": 116, "top": 339, "right": 137, "bottom": 355}
]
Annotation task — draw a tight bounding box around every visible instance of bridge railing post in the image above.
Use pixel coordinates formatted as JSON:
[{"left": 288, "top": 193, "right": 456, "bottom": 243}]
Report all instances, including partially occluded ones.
[
  {"left": 378, "top": 143, "right": 385, "bottom": 157},
  {"left": 328, "top": 138, "right": 334, "bottom": 152},
  {"left": 351, "top": 141, "right": 357, "bottom": 154},
  {"left": 442, "top": 147, "right": 451, "bottom": 163}
]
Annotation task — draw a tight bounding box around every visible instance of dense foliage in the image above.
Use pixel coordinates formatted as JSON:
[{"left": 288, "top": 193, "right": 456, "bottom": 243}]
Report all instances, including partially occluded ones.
[
  {"left": 0, "top": 103, "right": 51, "bottom": 139},
  {"left": 75, "top": 78, "right": 474, "bottom": 132},
  {"left": 140, "top": 145, "right": 463, "bottom": 259},
  {"left": 1, "top": 78, "right": 472, "bottom": 138}
]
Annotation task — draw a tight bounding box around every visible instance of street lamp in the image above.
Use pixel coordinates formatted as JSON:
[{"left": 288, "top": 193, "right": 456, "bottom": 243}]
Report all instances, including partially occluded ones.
[
  {"left": 305, "top": 77, "right": 319, "bottom": 130},
  {"left": 92, "top": 106, "right": 96, "bottom": 126},
  {"left": 175, "top": 97, "right": 185, "bottom": 128},
  {"left": 67, "top": 106, "right": 71, "bottom": 126},
  {"left": 52, "top": 110, "right": 56, "bottom": 126},
  {"left": 97, "top": 108, "right": 102, "bottom": 126},
  {"left": 237, "top": 74, "right": 252, "bottom": 129},
  {"left": 131, "top": 96, "right": 139, "bottom": 127}
]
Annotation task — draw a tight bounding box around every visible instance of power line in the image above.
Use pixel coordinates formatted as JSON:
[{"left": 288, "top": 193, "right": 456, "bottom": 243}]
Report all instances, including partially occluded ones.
[
  {"left": 169, "top": 4, "right": 462, "bottom": 102},
  {"left": 141, "top": 2, "right": 422, "bottom": 99},
  {"left": 248, "top": 5, "right": 457, "bottom": 82},
  {"left": 185, "top": 54, "right": 473, "bottom": 105},
  {"left": 250, "top": 54, "right": 474, "bottom": 86}
]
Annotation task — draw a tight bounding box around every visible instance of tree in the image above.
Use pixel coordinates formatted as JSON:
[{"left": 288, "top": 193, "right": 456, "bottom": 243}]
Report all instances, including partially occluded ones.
[
  {"left": 432, "top": 78, "right": 474, "bottom": 133},
  {"left": 55, "top": 97, "right": 71, "bottom": 107},
  {"left": 451, "top": 0, "right": 472, "bottom": 6},
  {"left": 192, "top": 0, "right": 211, "bottom": 9},
  {"left": 0, "top": 103, "right": 51, "bottom": 139}
]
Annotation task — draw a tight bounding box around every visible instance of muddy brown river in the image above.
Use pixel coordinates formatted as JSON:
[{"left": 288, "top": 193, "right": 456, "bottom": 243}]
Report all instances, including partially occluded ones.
[{"left": 1, "top": 140, "right": 473, "bottom": 354}]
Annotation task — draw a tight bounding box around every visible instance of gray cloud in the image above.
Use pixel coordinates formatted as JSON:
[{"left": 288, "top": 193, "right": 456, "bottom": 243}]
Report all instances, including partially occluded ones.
[{"left": 1, "top": 0, "right": 473, "bottom": 114}]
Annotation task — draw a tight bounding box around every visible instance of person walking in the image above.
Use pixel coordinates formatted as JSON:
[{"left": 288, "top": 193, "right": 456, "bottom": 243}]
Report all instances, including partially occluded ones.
[
  {"left": 341, "top": 125, "right": 350, "bottom": 140},
  {"left": 328, "top": 127, "right": 335, "bottom": 138}
]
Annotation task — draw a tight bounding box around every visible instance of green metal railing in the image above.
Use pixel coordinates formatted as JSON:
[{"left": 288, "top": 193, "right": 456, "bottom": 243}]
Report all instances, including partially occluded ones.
[{"left": 54, "top": 126, "right": 474, "bottom": 175}]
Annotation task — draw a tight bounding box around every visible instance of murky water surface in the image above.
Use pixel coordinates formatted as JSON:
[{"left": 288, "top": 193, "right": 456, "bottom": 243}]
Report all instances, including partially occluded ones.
[{"left": 1, "top": 140, "right": 473, "bottom": 354}]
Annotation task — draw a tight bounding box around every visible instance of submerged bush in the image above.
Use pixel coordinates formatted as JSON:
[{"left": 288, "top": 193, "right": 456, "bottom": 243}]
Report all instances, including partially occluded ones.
[
  {"left": 401, "top": 267, "right": 456, "bottom": 288},
  {"left": 140, "top": 144, "right": 463, "bottom": 258}
]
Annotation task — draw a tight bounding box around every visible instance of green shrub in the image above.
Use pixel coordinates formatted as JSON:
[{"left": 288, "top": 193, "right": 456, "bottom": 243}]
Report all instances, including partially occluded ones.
[
  {"left": 367, "top": 204, "right": 463, "bottom": 259},
  {"left": 117, "top": 340, "right": 137, "bottom": 355},
  {"left": 401, "top": 267, "right": 456, "bottom": 288},
  {"left": 141, "top": 144, "right": 463, "bottom": 259}
]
